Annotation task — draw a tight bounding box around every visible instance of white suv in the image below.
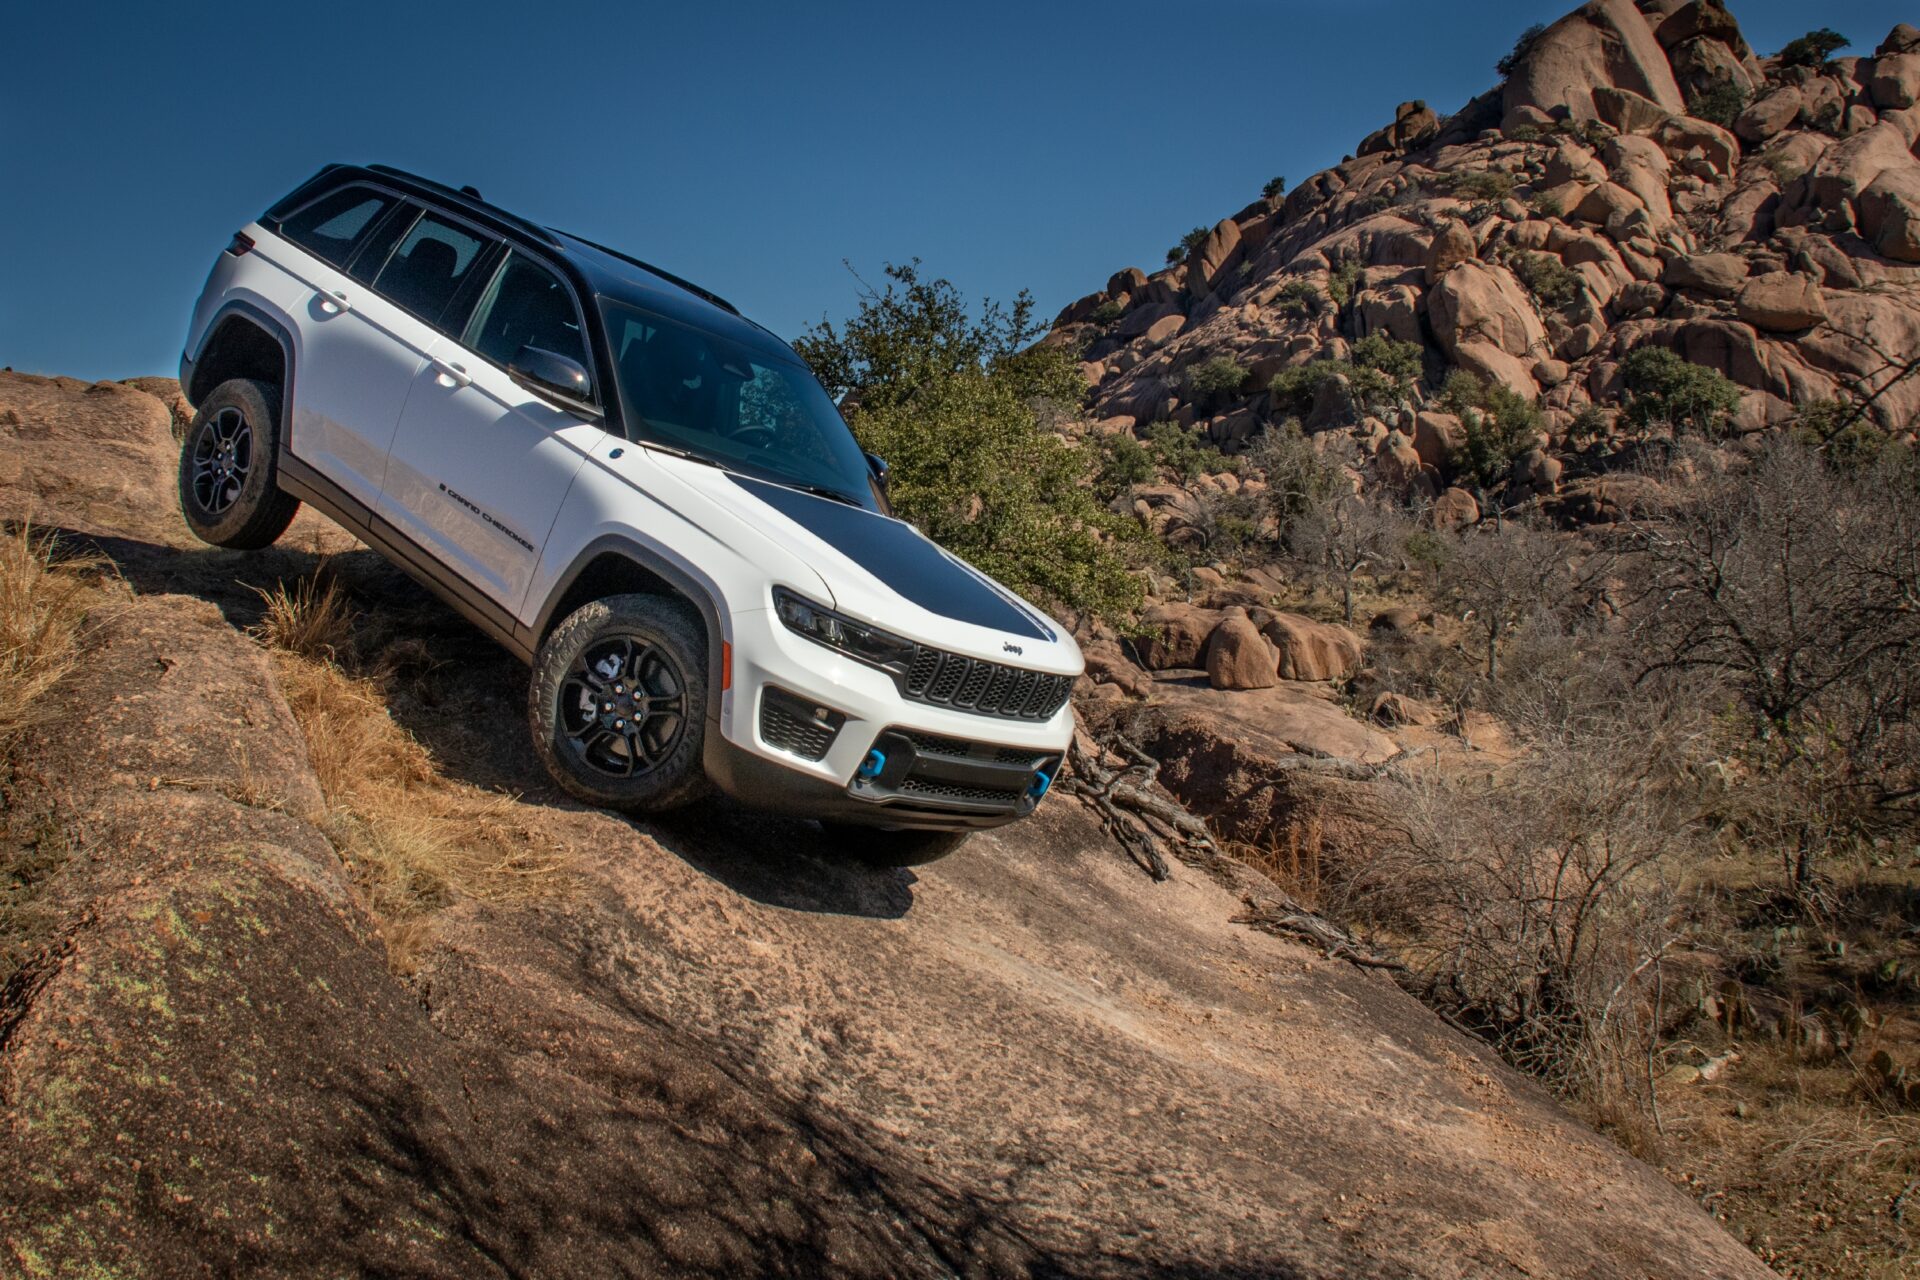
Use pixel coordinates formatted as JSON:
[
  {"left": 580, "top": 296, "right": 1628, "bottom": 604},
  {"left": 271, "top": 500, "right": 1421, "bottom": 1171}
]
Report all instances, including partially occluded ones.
[{"left": 178, "top": 164, "right": 1082, "bottom": 862}]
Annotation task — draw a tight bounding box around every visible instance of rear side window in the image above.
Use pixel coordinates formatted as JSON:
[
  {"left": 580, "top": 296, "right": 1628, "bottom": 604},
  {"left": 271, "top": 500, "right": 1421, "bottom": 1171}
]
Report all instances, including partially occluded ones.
[
  {"left": 463, "top": 253, "right": 588, "bottom": 375},
  {"left": 280, "top": 186, "right": 395, "bottom": 268},
  {"left": 372, "top": 214, "right": 488, "bottom": 325}
]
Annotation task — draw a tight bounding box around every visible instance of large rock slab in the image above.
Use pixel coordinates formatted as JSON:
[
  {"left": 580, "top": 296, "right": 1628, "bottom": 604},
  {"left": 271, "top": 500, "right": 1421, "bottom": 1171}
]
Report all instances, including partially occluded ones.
[{"left": 1503, "top": 0, "right": 1686, "bottom": 128}]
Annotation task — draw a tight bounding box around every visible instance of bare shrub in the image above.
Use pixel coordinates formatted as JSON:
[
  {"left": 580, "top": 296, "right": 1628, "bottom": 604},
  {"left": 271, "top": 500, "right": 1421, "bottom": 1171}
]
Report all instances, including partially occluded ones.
[
  {"left": 1361, "top": 717, "right": 1698, "bottom": 1100},
  {"left": 1632, "top": 439, "right": 1920, "bottom": 900},
  {"left": 1285, "top": 491, "right": 1409, "bottom": 623}
]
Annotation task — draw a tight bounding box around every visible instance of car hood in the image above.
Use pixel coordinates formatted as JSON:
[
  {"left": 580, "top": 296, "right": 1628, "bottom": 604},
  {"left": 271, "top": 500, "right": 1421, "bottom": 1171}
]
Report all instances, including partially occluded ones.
[{"left": 650, "top": 451, "right": 1083, "bottom": 676}]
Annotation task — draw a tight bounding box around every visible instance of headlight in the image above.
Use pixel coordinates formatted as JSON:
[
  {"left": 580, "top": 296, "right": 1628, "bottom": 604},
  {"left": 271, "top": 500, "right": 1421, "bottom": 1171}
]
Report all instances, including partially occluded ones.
[{"left": 773, "top": 587, "right": 915, "bottom": 669}]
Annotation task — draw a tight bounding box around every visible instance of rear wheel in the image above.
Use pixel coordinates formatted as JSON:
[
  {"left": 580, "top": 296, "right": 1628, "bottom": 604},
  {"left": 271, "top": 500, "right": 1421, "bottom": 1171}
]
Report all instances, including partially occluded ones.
[
  {"left": 177, "top": 378, "right": 300, "bottom": 549},
  {"left": 530, "top": 594, "right": 710, "bottom": 812},
  {"left": 820, "top": 822, "right": 972, "bottom": 867}
]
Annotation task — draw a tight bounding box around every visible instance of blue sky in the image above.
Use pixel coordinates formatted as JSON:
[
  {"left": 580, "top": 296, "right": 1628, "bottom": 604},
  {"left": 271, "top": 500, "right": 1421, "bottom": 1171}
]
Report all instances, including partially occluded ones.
[{"left": 4, "top": 1, "right": 1909, "bottom": 380}]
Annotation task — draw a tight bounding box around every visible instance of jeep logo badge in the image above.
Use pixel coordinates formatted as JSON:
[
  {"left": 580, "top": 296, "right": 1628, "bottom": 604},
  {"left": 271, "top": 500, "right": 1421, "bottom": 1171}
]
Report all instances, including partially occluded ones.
[{"left": 1003, "top": 642, "right": 1023, "bottom": 655}]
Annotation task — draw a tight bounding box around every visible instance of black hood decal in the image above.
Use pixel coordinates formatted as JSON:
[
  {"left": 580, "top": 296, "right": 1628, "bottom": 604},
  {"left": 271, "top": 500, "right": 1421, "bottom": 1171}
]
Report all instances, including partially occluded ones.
[{"left": 730, "top": 476, "right": 1052, "bottom": 641}]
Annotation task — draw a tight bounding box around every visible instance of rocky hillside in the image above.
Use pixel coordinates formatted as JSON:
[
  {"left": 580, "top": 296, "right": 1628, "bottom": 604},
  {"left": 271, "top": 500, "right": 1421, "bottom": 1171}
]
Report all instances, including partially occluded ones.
[
  {"left": 0, "top": 372, "right": 1779, "bottom": 1276},
  {"left": 1048, "top": 0, "right": 1920, "bottom": 516}
]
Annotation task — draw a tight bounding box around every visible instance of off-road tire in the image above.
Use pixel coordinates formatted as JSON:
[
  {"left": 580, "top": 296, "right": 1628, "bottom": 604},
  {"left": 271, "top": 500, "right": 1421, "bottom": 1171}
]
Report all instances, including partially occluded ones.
[
  {"left": 530, "top": 594, "right": 710, "bottom": 812},
  {"left": 821, "top": 822, "right": 972, "bottom": 867},
  {"left": 177, "top": 378, "right": 301, "bottom": 550}
]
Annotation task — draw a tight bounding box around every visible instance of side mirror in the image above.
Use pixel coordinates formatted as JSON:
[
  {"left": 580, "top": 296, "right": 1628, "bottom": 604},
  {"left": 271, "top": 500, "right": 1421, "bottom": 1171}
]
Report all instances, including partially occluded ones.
[
  {"left": 508, "top": 346, "right": 598, "bottom": 417},
  {"left": 864, "top": 452, "right": 890, "bottom": 488}
]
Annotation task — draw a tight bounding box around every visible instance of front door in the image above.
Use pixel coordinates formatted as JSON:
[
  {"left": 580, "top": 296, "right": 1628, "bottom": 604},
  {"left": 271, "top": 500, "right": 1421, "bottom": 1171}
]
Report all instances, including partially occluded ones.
[{"left": 374, "top": 250, "right": 603, "bottom": 614}]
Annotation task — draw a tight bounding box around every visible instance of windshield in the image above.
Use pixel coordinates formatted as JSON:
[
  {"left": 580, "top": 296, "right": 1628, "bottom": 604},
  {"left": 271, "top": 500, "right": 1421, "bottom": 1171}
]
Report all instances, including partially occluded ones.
[{"left": 601, "top": 300, "right": 881, "bottom": 511}]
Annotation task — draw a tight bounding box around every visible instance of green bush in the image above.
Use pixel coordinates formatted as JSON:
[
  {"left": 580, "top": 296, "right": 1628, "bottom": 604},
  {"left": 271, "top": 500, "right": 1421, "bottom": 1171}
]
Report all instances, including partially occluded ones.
[
  {"left": 1440, "top": 370, "right": 1544, "bottom": 489},
  {"left": 1350, "top": 332, "right": 1424, "bottom": 385},
  {"left": 1447, "top": 170, "right": 1517, "bottom": 203},
  {"left": 1269, "top": 334, "right": 1424, "bottom": 418},
  {"left": 1166, "top": 225, "right": 1211, "bottom": 266},
  {"left": 1568, "top": 404, "right": 1611, "bottom": 443},
  {"left": 1184, "top": 356, "right": 1251, "bottom": 411},
  {"left": 1275, "top": 279, "right": 1320, "bottom": 317},
  {"left": 1778, "top": 28, "right": 1848, "bottom": 67},
  {"left": 1093, "top": 431, "right": 1156, "bottom": 500},
  {"left": 1498, "top": 23, "right": 1547, "bottom": 78},
  {"left": 1263, "top": 175, "right": 1288, "bottom": 199},
  {"left": 1686, "top": 77, "right": 1750, "bottom": 127},
  {"left": 1509, "top": 251, "right": 1584, "bottom": 312},
  {"left": 1089, "top": 298, "right": 1126, "bottom": 325},
  {"left": 1505, "top": 122, "right": 1545, "bottom": 143},
  {"left": 1618, "top": 347, "right": 1742, "bottom": 436},
  {"left": 1528, "top": 191, "right": 1564, "bottom": 219},
  {"left": 1327, "top": 259, "right": 1365, "bottom": 308},
  {"left": 795, "top": 260, "right": 1144, "bottom": 623},
  {"left": 1145, "top": 420, "right": 1241, "bottom": 482}
]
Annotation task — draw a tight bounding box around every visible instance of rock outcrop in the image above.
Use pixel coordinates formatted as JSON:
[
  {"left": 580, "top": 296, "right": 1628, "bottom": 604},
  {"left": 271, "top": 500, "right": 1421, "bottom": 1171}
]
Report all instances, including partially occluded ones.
[
  {"left": 1051, "top": 3, "right": 1920, "bottom": 520},
  {"left": 0, "top": 371, "right": 1776, "bottom": 1278}
]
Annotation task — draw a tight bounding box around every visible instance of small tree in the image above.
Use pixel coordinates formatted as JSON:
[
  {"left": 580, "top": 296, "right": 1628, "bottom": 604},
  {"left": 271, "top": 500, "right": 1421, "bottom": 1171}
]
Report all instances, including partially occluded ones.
[
  {"left": 1498, "top": 22, "right": 1547, "bottom": 78},
  {"left": 1183, "top": 356, "right": 1251, "bottom": 412},
  {"left": 1778, "top": 28, "right": 1848, "bottom": 67},
  {"left": 1619, "top": 347, "right": 1741, "bottom": 436},
  {"left": 1263, "top": 175, "right": 1288, "bottom": 199},
  {"left": 1166, "top": 225, "right": 1211, "bottom": 266},
  {"left": 1286, "top": 491, "right": 1407, "bottom": 623},
  {"left": 1686, "top": 77, "right": 1750, "bottom": 127},
  {"left": 1248, "top": 420, "right": 1345, "bottom": 537},
  {"left": 1434, "top": 518, "right": 1596, "bottom": 682},
  {"left": 1439, "top": 370, "right": 1544, "bottom": 490},
  {"left": 795, "top": 261, "right": 1144, "bottom": 624}
]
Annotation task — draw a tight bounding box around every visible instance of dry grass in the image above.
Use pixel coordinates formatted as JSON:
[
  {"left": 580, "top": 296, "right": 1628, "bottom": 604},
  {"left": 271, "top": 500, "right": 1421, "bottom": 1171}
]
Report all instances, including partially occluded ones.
[
  {"left": 253, "top": 565, "right": 354, "bottom": 664},
  {"left": 0, "top": 524, "right": 97, "bottom": 756},
  {"left": 259, "top": 570, "right": 568, "bottom": 971}
]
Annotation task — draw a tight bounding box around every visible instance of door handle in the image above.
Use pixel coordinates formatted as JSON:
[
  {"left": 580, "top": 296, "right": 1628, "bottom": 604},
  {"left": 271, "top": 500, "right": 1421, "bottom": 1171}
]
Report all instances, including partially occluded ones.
[
  {"left": 430, "top": 357, "right": 472, "bottom": 389},
  {"left": 318, "top": 289, "right": 352, "bottom": 315}
]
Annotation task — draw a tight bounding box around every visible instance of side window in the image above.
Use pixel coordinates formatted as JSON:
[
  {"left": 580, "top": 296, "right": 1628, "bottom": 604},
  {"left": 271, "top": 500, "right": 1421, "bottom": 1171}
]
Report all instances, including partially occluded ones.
[
  {"left": 463, "top": 253, "right": 589, "bottom": 375},
  {"left": 345, "top": 204, "right": 419, "bottom": 285},
  {"left": 371, "top": 213, "right": 488, "bottom": 326},
  {"left": 280, "top": 186, "right": 395, "bottom": 268}
]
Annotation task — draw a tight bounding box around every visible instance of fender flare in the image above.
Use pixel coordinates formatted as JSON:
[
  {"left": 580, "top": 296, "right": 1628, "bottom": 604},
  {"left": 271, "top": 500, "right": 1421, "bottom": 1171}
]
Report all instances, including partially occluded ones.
[
  {"left": 183, "top": 300, "right": 298, "bottom": 427},
  {"left": 522, "top": 534, "right": 730, "bottom": 725}
]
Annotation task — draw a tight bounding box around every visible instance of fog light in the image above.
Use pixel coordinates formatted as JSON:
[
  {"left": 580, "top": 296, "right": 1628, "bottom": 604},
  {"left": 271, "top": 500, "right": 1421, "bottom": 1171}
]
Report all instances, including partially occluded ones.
[{"left": 858, "top": 748, "right": 887, "bottom": 779}]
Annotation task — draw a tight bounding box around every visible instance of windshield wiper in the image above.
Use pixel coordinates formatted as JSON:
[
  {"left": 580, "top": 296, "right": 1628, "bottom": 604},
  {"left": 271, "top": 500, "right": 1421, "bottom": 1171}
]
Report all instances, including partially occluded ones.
[
  {"left": 776, "top": 481, "right": 863, "bottom": 508},
  {"left": 636, "top": 438, "right": 733, "bottom": 473}
]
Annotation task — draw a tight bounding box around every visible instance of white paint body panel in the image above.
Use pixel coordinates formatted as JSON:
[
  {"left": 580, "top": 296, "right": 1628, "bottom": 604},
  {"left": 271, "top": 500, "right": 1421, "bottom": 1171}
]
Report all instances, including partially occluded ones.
[{"left": 186, "top": 219, "right": 1086, "bottom": 803}]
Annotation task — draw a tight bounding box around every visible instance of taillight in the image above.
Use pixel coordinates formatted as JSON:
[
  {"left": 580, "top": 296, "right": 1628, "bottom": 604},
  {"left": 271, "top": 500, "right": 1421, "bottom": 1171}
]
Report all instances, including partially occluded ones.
[{"left": 225, "top": 232, "right": 255, "bottom": 257}]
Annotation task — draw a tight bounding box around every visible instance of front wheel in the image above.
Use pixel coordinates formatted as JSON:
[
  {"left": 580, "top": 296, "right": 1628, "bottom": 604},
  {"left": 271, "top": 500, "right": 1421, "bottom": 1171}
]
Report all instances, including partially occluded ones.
[
  {"left": 529, "top": 594, "right": 710, "bottom": 812},
  {"left": 177, "top": 378, "right": 301, "bottom": 549},
  {"left": 820, "top": 822, "right": 972, "bottom": 867}
]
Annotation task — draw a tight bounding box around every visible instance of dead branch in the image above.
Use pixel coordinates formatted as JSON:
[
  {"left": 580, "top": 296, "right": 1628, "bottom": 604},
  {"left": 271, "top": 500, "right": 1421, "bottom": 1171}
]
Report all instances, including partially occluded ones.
[{"left": 1065, "top": 717, "right": 1405, "bottom": 972}]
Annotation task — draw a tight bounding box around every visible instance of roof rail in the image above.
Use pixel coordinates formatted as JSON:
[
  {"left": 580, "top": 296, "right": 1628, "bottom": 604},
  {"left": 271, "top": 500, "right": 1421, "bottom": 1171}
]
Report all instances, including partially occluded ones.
[
  {"left": 366, "top": 164, "right": 562, "bottom": 251},
  {"left": 549, "top": 229, "right": 741, "bottom": 316}
]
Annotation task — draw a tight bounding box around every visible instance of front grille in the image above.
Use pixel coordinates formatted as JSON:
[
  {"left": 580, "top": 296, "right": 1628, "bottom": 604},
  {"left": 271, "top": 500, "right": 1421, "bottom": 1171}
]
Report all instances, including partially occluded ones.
[
  {"left": 900, "top": 645, "right": 1073, "bottom": 721},
  {"left": 898, "top": 776, "right": 1029, "bottom": 805},
  {"left": 759, "top": 688, "right": 843, "bottom": 761},
  {"left": 902, "top": 730, "right": 1046, "bottom": 767}
]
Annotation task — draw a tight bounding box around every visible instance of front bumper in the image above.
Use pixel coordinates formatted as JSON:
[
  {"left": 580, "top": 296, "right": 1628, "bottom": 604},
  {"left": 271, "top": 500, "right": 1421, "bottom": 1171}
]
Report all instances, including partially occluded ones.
[{"left": 706, "top": 606, "right": 1075, "bottom": 831}]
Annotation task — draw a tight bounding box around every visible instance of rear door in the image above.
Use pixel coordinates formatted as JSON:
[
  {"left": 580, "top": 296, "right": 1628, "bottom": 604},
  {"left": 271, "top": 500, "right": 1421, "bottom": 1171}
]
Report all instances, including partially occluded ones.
[
  {"left": 375, "top": 248, "right": 604, "bottom": 613},
  {"left": 255, "top": 185, "right": 433, "bottom": 510}
]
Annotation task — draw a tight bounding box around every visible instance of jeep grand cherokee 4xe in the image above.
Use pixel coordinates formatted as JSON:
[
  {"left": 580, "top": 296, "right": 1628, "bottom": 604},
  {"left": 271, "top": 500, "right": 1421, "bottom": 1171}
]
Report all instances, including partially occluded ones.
[{"left": 178, "top": 164, "right": 1083, "bottom": 863}]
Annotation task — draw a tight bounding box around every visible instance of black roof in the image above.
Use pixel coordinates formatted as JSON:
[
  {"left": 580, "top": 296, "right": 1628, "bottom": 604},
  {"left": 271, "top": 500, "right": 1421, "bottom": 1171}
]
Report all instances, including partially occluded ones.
[{"left": 274, "top": 163, "right": 798, "bottom": 364}]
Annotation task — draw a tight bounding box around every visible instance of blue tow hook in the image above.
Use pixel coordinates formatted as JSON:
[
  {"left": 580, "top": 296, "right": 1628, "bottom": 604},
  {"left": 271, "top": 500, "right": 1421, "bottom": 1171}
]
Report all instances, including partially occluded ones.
[
  {"left": 858, "top": 748, "right": 887, "bottom": 780},
  {"left": 1027, "top": 770, "right": 1052, "bottom": 800}
]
